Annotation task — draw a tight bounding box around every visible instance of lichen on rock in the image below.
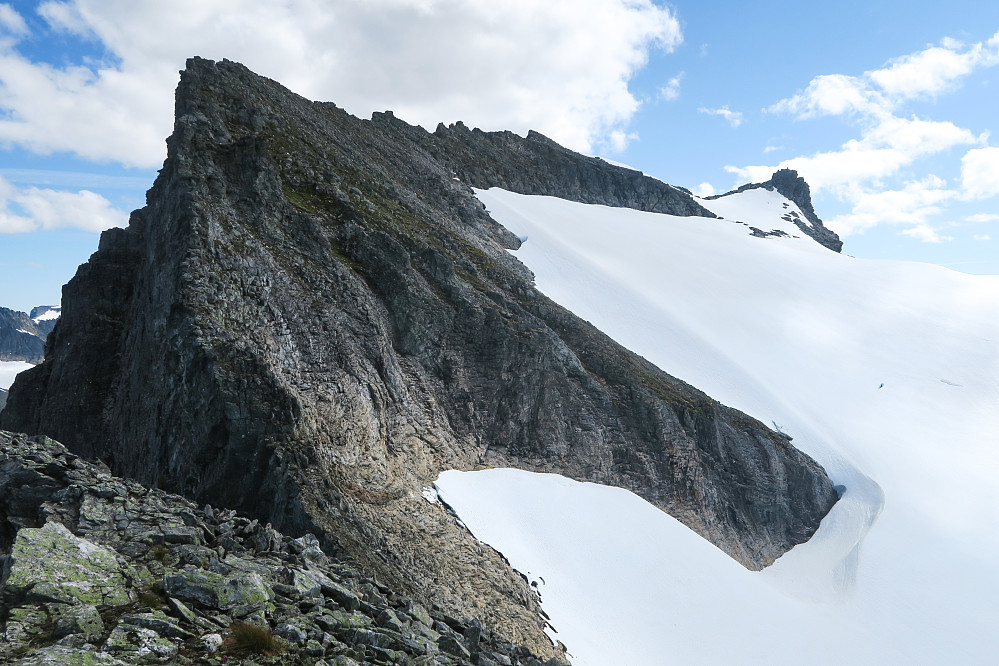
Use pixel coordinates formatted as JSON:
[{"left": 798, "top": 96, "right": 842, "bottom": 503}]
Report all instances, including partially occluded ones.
[{"left": 2, "top": 521, "right": 134, "bottom": 607}]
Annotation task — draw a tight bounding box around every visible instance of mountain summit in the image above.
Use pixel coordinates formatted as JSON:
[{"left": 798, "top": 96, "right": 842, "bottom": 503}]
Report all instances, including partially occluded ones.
[{"left": 1, "top": 57, "right": 838, "bottom": 656}]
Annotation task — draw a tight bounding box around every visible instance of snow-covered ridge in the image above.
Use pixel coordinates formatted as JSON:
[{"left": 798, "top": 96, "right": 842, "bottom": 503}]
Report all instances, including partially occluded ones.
[{"left": 435, "top": 188, "right": 999, "bottom": 665}]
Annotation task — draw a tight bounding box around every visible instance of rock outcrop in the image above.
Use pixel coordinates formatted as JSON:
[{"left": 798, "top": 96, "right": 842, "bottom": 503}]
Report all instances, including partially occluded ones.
[
  {"left": 2, "top": 58, "right": 839, "bottom": 655},
  {"left": 706, "top": 169, "right": 843, "bottom": 252},
  {"left": 0, "top": 431, "right": 560, "bottom": 665}
]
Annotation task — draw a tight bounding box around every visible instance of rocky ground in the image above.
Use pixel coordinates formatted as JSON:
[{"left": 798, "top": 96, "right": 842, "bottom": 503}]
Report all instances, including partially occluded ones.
[{"left": 0, "top": 431, "right": 564, "bottom": 665}]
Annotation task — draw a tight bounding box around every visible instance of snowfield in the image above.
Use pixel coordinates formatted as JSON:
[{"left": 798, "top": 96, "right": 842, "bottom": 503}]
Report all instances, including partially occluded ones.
[{"left": 434, "top": 187, "right": 999, "bottom": 665}]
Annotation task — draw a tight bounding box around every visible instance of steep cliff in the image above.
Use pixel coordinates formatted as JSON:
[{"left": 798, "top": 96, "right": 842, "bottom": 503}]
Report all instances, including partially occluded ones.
[{"left": 2, "top": 58, "right": 838, "bottom": 656}]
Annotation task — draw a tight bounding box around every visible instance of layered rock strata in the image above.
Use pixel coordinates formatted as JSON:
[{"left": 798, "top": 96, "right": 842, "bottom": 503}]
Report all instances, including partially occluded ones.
[{"left": 2, "top": 58, "right": 839, "bottom": 655}]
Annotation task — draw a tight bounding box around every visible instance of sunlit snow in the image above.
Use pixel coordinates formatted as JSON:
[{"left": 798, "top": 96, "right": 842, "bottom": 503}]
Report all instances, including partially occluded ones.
[{"left": 434, "top": 187, "right": 999, "bottom": 665}]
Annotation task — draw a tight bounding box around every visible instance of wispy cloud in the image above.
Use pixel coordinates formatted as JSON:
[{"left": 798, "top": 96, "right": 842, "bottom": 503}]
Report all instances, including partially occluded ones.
[
  {"left": 660, "top": 72, "right": 683, "bottom": 101},
  {"left": 965, "top": 213, "right": 999, "bottom": 223},
  {"left": 698, "top": 105, "right": 743, "bottom": 128},
  {"left": 900, "top": 224, "right": 952, "bottom": 243}
]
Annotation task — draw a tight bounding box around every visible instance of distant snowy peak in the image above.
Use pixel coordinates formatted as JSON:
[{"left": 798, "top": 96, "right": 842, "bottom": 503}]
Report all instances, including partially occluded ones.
[
  {"left": 30, "top": 305, "right": 61, "bottom": 338},
  {"left": 703, "top": 169, "right": 842, "bottom": 252},
  {"left": 1, "top": 304, "right": 59, "bottom": 363},
  {"left": 30, "top": 305, "right": 61, "bottom": 323}
]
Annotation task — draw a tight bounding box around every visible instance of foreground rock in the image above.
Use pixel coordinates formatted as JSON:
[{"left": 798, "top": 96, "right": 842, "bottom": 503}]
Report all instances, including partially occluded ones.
[
  {"left": 0, "top": 431, "right": 563, "bottom": 665},
  {"left": 2, "top": 58, "right": 838, "bottom": 654}
]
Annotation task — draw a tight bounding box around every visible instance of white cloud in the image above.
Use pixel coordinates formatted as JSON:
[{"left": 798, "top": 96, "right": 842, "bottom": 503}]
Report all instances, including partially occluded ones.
[
  {"left": 660, "top": 72, "right": 683, "bottom": 101},
  {"left": 965, "top": 213, "right": 999, "bottom": 223},
  {"left": 767, "top": 74, "right": 879, "bottom": 119},
  {"left": 770, "top": 32, "right": 999, "bottom": 121},
  {"left": 698, "top": 105, "right": 743, "bottom": 128},
  {"left": 607, "top": 130, "right": 639, "bottom": 153},
  {"left": 869, "top": 39, "right": 999, "bottom": 101},
  {"left": 693, "top": 182, "right": 715, "bottom": 197},
  {"left": 974, "top": 234, "right": 991, "bottom": 241},
  {"left": 900, "top": 224, "right": 953, "bottom": 243},
  {"left": 742, "top": 31, "right": 999, "bottom": 241},
  {"left": 733, "top": 117, "right": 981, "bottom": 191},
  {"left": 0, "top": 0, "right": 682, "bottom": 167},
  {"left": 825, "top": 176, "right": 955, "bottom": 237},
  {"left": 0, "top": 3, "right": 28, "bottom": 36},
  {"left": 960, "top": 146, "right": 999, "bottom": 199},
  {"left": 0, "top": 175, "right": 127, "bottom": 233},
  {"left": 763, "top": 145, "right": 783, "bottom": 153}
]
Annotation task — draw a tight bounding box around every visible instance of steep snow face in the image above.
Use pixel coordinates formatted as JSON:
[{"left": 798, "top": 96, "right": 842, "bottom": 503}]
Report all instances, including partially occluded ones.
[
  {"left": 434, "top": 188, "right": 999, "bottom": 665},
  {"left": 0, "top": 361, "right": 34, "bottom": 391}
]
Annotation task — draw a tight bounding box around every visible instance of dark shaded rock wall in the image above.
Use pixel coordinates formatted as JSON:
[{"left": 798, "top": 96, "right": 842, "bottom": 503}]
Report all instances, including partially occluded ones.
[{"left": 2, "top": 58, "right": 838, "bottom": 656}]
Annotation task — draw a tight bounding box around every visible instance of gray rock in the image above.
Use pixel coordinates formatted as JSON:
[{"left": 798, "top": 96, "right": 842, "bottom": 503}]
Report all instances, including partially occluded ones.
[
  {"left": 11, "top": 644, "right": 128, "bottom": 665},
  {"left": 163, "top": 567, "right": 272, "bottom": 610},
  {"left": 52, "top": 603, "right": 104, "bottom": 641},
  {"left": 2, "top": 521, "right": 133, "bottom": 606}
]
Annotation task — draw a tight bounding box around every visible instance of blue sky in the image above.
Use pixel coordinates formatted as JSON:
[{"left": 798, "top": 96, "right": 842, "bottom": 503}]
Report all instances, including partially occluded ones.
[{"left": 1, "top": 0, "right": 997, "bottom": 312}]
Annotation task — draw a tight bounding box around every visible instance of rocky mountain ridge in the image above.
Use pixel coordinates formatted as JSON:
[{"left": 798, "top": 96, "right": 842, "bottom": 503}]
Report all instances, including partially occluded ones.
[{"left": 1, "top": 58, "right": 839, "bottom": 657}]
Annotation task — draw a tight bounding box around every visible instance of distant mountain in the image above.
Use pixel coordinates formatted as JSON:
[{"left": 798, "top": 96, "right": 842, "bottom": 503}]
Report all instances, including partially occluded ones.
[
  {"left": 29, "top": 305, "right": 62, "bottom": 338},
  {"left": 0, "top": 307, "right": 46, "bottom": 363}
]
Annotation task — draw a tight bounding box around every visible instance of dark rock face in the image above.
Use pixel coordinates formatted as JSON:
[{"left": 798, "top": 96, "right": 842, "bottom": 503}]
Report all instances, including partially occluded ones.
[
  {"left": 405, "top": 116, "right": 714, "bottom": 217},
  {"left": 0, "top": 308, "right": 45, "bottom": 363},
  {"left": 2, "top": 58, "right": 839, "bottom": 655},
  {"left": 0, "top": 432, "right": 562, "bottom": 665},
  {"left": 707, "top": 168, "right": 843, "bottom": 252}
]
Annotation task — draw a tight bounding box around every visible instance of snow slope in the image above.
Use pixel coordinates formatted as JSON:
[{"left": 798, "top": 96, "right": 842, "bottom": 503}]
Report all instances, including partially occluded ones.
[{"left": 434, "top": 187, "right": 999, "bottom": 665}]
